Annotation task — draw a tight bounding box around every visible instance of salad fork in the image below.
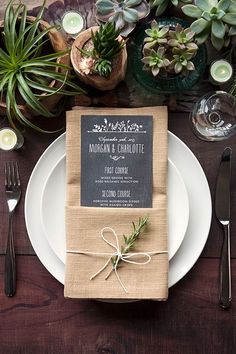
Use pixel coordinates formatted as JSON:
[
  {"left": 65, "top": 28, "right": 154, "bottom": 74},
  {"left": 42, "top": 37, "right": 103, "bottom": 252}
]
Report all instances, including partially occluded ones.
[{"left": 4, "top": 162, "right": 21, "bottom": 297}]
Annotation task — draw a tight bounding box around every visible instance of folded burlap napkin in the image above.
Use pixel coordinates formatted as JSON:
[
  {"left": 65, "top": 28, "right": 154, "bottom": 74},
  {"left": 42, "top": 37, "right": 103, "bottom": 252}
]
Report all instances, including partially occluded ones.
[{"left": 64, "top": 107, "right": 168, "bottom": 300}]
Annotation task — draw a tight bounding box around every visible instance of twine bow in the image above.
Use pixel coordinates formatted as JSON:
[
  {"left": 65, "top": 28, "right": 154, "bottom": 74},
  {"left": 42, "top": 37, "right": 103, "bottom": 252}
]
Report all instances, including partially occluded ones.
[{"left": 67, "top": 227, "right": 168, "bottom": 293}]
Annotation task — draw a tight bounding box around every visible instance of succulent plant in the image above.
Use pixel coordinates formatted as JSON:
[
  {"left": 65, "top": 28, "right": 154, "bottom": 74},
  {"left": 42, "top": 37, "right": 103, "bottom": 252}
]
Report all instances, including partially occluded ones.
[
  {"left": 142, "top": 47, "right": 170, "bottom": 75},
  {"left": 94, "top": 58, "right": 112, "bottom": 76},
  {"left": 168, "top": 24, "right": 198, "bottom": 52},
  {"left": 143, "top": 21, "right": 169, "bottom": 49},
  {"left": 78, "top": 22, "right": 124, "bottom": 77},
  {"left": 91, "top": 22, "right": 124, "bottom": 60},
  {"left": 182, "top": 0, "right": 236, "bottom": 50},
  {"left": 142, "top": 21, "right": 198, "bottom": 76},
  {"left": 169, "top": 49, "right": 195, "bottom": 74},
  {"left": 95, "top": 0, "right": 150, "bottom": 36},
  {"left": 149, "top": 0, "right": 192, "bottom": 17}
]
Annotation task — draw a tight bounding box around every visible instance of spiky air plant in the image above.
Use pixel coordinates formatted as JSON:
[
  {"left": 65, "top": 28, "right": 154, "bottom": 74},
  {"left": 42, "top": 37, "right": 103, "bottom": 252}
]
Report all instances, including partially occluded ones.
[{"left": 0, "top": 0, "right": 84, "bottom": 133}]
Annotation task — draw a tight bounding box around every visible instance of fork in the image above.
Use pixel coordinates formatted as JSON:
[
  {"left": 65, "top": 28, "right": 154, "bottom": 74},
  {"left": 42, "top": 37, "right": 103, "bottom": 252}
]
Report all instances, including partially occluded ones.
[{"left": 4, "top": 162, "right": 21, "bottom": 297}]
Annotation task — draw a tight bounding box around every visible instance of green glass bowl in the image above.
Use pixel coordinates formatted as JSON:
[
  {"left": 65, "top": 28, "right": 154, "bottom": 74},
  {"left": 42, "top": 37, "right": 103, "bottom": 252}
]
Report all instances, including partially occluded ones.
[{"left": 130, "top": 18, "right": 207, "bottom": 94}]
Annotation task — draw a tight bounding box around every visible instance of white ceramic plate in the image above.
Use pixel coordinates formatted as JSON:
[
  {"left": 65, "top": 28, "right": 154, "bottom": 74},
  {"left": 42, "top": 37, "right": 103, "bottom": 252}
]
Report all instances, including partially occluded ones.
[
  {"left": 25, "top": 132, "right": 212, "bottom": 287},
  {"left": 40, "top": 155, "right": 189, "bottom": 263}
]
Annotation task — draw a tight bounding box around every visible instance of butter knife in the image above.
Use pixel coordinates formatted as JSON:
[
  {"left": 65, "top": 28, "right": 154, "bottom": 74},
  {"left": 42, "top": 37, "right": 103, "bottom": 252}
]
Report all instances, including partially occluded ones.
[{"left": 215, "top": 147, "right": 232, "bottom": 309}]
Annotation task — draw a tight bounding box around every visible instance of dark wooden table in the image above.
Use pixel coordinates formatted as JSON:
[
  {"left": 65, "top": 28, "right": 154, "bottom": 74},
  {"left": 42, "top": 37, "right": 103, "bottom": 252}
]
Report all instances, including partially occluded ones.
[{"left": 0, "top": 1, "right": 236, "bottom": 354}]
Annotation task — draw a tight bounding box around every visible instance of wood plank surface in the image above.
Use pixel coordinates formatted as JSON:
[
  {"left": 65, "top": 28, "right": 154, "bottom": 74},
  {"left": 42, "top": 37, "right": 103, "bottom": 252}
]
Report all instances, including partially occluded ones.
[
  {"left": 0, "top": 2, "right": 235, "bottom": 354},
  {"left": 0, "top": 256, "right": 235, "bottom": 354}
]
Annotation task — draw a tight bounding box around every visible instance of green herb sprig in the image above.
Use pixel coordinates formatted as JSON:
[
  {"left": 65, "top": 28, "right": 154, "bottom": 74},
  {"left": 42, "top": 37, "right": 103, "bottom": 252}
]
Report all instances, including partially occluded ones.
[{"left": 110, "top": 216, "right": 149, "bottom": 270}]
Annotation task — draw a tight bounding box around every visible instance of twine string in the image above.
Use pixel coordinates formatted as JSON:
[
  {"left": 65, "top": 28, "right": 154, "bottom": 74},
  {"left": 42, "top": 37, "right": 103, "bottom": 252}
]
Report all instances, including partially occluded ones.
[{"left": 67, "top": 226, "right": 168, "bottom": 293}]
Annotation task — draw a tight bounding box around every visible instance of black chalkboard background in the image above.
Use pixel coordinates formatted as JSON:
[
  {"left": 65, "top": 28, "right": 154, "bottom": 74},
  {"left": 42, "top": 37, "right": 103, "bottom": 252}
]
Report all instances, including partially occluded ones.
[{"left": 81, "top": 115, "right": 153, "bottom": 208}]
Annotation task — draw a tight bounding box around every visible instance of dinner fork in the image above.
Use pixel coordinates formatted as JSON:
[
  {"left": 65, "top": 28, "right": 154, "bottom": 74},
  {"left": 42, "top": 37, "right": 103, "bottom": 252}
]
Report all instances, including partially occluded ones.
[{"left": 4, "top": 162, "right": 21, "bottom": 297}]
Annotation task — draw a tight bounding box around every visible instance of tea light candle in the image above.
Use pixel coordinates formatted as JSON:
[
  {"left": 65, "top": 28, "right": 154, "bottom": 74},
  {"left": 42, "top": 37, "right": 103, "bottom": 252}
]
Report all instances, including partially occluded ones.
[
  {"left": 62, "top": 11, "right": 84, "bottom": 37},
  {"left": 0, "top": 128, "right": 24, "bottom": 151},
  {"left": 210, "top": 60, "right": 233, "bottom": 84}
]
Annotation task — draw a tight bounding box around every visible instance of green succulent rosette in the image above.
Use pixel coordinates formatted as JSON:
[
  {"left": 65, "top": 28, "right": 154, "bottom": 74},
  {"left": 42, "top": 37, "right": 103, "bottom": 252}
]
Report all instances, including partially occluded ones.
[
  {"left": 182, "top": 0, "right": 236, "bottom": 50},
  {"left": 95, "top": 0, "right": 150, "bottom": 36}
]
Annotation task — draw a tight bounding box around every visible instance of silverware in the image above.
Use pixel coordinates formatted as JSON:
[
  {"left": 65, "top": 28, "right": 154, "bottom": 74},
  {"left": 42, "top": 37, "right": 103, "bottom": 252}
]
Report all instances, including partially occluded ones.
[
  {"left": 4, "top": 162, "right": 21, "bottom": 297},
  {"left": 215, "top": 147, "right": 232, "bottom": 309}
]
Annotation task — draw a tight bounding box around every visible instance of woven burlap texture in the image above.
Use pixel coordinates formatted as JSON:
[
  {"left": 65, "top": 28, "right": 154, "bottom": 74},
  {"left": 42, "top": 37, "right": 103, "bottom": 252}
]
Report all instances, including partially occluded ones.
[{"left": 64, "top": 107, "right": 168, "bottom": 300}]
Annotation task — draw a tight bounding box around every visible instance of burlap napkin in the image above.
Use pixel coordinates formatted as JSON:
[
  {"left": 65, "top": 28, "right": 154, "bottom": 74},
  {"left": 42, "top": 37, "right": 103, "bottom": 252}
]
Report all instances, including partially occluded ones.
[{"left": 64, "top": 107, "right": 168, "bottom": 300}]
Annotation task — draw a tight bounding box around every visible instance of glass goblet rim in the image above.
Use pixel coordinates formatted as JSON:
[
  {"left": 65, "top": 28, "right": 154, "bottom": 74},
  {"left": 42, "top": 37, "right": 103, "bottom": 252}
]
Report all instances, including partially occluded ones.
[
  {"left": 204, "top": 90, "right": 236, "bottom": 106},
  {"left": 203, "top": 91, "right": 236, "bottom": 123},
  {"left": 190, "top": 90, "right": 236, "bottom": 141}
]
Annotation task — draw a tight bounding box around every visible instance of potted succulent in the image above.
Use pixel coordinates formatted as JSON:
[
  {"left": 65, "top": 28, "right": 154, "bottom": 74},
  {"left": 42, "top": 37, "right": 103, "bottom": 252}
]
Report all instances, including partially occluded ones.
[
  {"left": 71, "top": 22, "right": 127, "bottom": 90},
  {"left": 95, "top": 0, "right": 150, "bottom": 36},
  {"left": 0, "top": 0, "right": 84, "bottom": 132},
  {"left": 142, "top": 21, "right": 198, "bottom": 76},
  {"left": 182, "top": 0, "right": 236, "bottom": 51},
  {"left": 130, "top": 18, "right": 207, "bottom": 93}
]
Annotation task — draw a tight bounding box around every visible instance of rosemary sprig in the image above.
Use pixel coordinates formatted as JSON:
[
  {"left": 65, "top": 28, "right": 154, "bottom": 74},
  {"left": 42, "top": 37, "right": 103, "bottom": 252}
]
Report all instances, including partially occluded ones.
[{"left": 111, "top": 216, "right": 149, "bottom": 269}]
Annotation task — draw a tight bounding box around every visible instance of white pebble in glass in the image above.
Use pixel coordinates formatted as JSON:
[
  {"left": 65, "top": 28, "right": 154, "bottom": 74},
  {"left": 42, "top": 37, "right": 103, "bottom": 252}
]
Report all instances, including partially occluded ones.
[
  {"left": 210, "top": 60, "right": 233, "bottom": 84},
  {"left": 0, "top": 128, "right": 24, "bottom": 151},
  {"left": 61, "top": 11, "right": 85, "bottom": 38}
]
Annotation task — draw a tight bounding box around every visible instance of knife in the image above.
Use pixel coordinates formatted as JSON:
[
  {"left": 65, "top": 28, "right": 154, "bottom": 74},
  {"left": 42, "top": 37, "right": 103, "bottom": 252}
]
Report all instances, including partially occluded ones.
[{"left": 215, "top": 147, "right": 232, "bottom": 309}]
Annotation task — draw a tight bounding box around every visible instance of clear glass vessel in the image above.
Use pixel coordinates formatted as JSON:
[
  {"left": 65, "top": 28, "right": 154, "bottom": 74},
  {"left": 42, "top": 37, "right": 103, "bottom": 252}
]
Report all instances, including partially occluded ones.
[{"left": 190, "top": 91, "right": 236, "bottom": 141}]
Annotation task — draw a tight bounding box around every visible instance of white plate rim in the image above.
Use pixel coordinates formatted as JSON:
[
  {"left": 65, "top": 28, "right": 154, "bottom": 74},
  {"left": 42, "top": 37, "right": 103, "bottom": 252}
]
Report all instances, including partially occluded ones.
[
  {"left": 24, "top": 131, "right": 212, "bottom": 287},
  {"left": 39, "top": 155, "right": 189, "bottom": 262}
]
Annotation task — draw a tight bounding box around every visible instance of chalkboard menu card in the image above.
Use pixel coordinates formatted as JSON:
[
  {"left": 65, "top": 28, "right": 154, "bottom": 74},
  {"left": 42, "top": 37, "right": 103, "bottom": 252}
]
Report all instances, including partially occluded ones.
[{"left": 81, "top": 115, "right": 153, "bottom": 208}]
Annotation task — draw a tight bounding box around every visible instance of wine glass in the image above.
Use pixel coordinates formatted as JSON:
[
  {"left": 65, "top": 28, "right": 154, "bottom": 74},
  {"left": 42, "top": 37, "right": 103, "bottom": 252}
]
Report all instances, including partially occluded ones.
[{"left": 190, "top": 91, "right": 236, "bottom": 141}]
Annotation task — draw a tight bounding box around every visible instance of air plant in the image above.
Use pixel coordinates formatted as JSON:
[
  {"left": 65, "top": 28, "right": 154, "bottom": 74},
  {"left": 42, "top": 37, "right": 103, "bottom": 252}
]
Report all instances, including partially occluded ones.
[
  {"left": 142, "top": 21, "right": 198, "bottom": 76},
  {"left": 95, "top": 0, "right": 150, "bottom": 36},
  {"left": 0, "top": 0, "right": 84, "bottom": 133},
  {"left": 182, "top": 0, "right": 236, "bottom": 50}
]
